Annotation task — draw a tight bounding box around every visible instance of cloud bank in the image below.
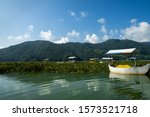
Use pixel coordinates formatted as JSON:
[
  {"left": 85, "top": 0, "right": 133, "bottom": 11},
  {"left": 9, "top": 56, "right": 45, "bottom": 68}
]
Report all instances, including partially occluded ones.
[
  {"left": 27, "top": 25, "right": 34, "bottom": 32},
  {"left": 5, "top": 18, "right": 150, "bottom": 48},
  {"left": 55, "top": 37, "right": 69, "bottom": 44},
  {"left": 7, "top": 25, "right": 33, "bottom": 41},
  {"left": 85, "top": 34, "right": 99, "bottom": 44},
  {"left": 40, "top": 30, "right": 54, "bottom": 41},
  {"left": 121, "top": 22, "right": 150, "bottom": 42},
  {"left": 55, "top": 30, "right": 80, "bottom": 44}
]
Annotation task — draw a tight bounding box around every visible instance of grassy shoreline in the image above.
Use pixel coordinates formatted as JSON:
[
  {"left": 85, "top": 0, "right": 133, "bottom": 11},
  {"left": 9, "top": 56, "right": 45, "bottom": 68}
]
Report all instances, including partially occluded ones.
[{"left": 0, "top": 61, "right": 150, "bottom": 74}]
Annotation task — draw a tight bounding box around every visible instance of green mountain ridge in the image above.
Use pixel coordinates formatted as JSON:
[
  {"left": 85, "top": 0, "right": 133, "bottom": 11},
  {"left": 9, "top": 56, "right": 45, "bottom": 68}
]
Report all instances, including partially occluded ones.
[{"left": 0, "top": 39, "right": 150, "bottom": 62}]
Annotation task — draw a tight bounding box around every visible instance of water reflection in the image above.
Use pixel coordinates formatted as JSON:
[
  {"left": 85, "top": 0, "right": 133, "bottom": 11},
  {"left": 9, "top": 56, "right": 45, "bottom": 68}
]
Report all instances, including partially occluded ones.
[
  {"left": 87, "top": 79, "right": 100, "bottom": 92},
  {"left": 109, "top": 72, "right": 150, "bottom": 99},
  {"left": 0, "top": 73, "right": 150, "bottom": 99},
  {"left": 109, "top": 72, "right": 150, "bottom": 84}
]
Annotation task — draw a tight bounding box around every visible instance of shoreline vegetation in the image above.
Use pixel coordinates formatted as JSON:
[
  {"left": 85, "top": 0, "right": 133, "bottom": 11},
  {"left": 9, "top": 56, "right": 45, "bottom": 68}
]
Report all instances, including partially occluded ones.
[{"left": 0, "top": 61, "right": 150, "bottom": 75}]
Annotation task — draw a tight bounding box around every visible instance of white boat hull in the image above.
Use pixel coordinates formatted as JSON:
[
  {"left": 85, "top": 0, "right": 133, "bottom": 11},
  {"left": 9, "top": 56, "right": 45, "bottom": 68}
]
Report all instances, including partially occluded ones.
[{"left": 109, "top": 64, "right": 150, "bottom": 75}]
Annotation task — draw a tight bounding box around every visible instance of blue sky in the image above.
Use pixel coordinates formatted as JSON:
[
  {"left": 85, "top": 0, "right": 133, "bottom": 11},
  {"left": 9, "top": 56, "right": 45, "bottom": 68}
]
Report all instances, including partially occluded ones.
[{"left": 0, "top": 0, "right": 150, "bottom": 48}]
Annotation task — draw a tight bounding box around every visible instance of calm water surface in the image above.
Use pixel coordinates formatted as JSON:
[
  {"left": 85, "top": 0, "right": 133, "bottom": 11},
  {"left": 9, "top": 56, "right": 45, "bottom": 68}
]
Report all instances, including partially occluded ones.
[{"left": 0, "top": 72, "right": 150, "bottom": 100}]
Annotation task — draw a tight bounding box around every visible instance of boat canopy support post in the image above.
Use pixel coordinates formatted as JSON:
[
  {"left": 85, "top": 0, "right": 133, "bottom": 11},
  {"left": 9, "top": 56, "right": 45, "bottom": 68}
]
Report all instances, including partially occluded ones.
[{"left": 134, "top": 59, "right": 136, "bottom": 67}]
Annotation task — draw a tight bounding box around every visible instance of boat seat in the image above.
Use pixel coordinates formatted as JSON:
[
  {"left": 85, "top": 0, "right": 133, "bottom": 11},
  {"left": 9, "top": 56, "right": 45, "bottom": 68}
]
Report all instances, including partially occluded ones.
[{"left": 116, "top": 65, "right": 131, "bottom": 68}]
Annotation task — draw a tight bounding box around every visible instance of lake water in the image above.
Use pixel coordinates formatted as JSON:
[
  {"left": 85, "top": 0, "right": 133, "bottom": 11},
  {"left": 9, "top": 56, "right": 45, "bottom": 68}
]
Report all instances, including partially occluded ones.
[{"left": 0, "top": 72, "right": 150, "bottom": 100}]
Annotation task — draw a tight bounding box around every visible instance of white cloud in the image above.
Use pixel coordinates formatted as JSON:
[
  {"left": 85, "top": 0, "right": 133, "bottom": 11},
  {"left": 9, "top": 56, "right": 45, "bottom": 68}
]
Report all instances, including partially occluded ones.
[
  {"left": 55, "top": 37, "right": 69, "bottom": 44},
  {"left": 7, "top": 34, "right": 30, "bottom": 41},
  {"left": 85, "top": 34, "right": 99, "bottom": 44},
  {"left": 100, "top": 25, "right": 107, "bottom": 34},
  {"left": 68, "top": 10, "right": 76, "bottom": 17},
  {"left": 80, "top": 11, "right": 88, "bottom": 18},
  {"left": 0, "top": 46, "right": 5, "bottom": 49},
  {"left": 67, "top": 30, "right": 80, "bottom": 38},
  {"left": 54, "top": 30, "right": 80, "bottom": 44},
  {"left": 27, "top": 25, "right": 34, "bottom": 32},
  {"left": 102, "top": 34, "right": 110, "bottom": 41},
  {"left": 68, "top": 10, "right": 80, "bottom": 21},
  {"left": 7, "top": 25, "right": 33, "bottom": 42},
  {"left": 109, "top": 29, "right": 119, "bottom": 37},
  {"left": 24, "top": 34, "right": 30, "bottom": 39},
  {"left": 97, "top": 18, "right": 105, "bottom": 24},
  {"left": 98, "top": 18, "right": 108, "bottom": 34},
  {"left": 7, "top": 36, "right": 14, "bottom": 40},
  {"left": 71, "top": 12, "right": 76, "bottom": 17},
  {"left": 121, "top": 22, "right": 150, "bottom": 42},
  {"left": 40, "top": 30, "right": 54, "bottom": 41},
  {"left": 68, "top": 10, "right": 88, "bottom": 21},
  {"left": 15, "top": 35, "right": 24, "bottom": 40},
  {"left": 109, "top": 29, "right": 114, "bottom": 36},
  {"left": 130, "top": 19, "right": 137, "bottom": 24}
]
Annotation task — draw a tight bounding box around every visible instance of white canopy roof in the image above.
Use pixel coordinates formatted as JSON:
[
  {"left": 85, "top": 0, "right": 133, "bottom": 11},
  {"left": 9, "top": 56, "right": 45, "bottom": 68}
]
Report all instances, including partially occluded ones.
[
  {"left": 106, "top": 48, "right": 136, "bottom": 55},
  {"left": 68, "top": 56, "right": 76, "bottom": 59},
  {"left": 102, "top": 57, "right": 113, "bottom": 60}
]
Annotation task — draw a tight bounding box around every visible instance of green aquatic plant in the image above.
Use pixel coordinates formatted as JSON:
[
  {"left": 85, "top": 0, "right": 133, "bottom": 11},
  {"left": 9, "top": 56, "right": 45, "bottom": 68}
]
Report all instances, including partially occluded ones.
[{"left": 0, "top": 61, "right": 149, "bottom": 74}]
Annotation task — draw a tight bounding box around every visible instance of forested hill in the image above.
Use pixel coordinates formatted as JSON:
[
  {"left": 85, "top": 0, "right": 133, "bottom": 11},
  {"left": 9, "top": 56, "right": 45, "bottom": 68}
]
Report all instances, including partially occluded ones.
[{"left": 0, "top": 39, "right": 150, "bottom": 62}]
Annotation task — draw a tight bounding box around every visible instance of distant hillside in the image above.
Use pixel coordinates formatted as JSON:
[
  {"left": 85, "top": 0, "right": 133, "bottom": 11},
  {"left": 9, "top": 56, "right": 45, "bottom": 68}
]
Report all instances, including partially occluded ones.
[
  {"left": 142, "top": 42, "right": 150, "bottom": 46},
  {"left": 0, "top": 39, "right": 150, "bottom": 62}
]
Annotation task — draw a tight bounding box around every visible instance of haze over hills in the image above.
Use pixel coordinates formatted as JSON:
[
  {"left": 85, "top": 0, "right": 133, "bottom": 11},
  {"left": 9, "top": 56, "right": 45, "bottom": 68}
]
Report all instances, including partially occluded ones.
[{"left": 0, "top": 39, "right": 150, "bottom": 62}]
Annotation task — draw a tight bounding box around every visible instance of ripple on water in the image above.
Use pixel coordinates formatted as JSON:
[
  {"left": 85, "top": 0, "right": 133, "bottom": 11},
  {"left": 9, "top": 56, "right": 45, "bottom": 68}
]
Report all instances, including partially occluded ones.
[{"left": 0, "top": 73, "right": 150, "bottom": 100}]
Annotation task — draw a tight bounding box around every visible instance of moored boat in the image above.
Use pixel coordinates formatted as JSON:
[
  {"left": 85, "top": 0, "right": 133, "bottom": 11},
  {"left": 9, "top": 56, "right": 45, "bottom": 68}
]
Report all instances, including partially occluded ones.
[
  {"left": 109, "top": 64, "right": 150, "bottom": 75},
  {"left": 106, "top": 48, "right": 150, "bottom": 75}
]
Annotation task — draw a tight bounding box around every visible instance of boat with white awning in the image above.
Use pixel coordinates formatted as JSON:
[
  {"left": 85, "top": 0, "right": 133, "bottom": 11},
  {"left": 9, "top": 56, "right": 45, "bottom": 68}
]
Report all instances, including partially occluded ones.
[{"left": 106, "top": 48, "right": 150, "bottom": 75}]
